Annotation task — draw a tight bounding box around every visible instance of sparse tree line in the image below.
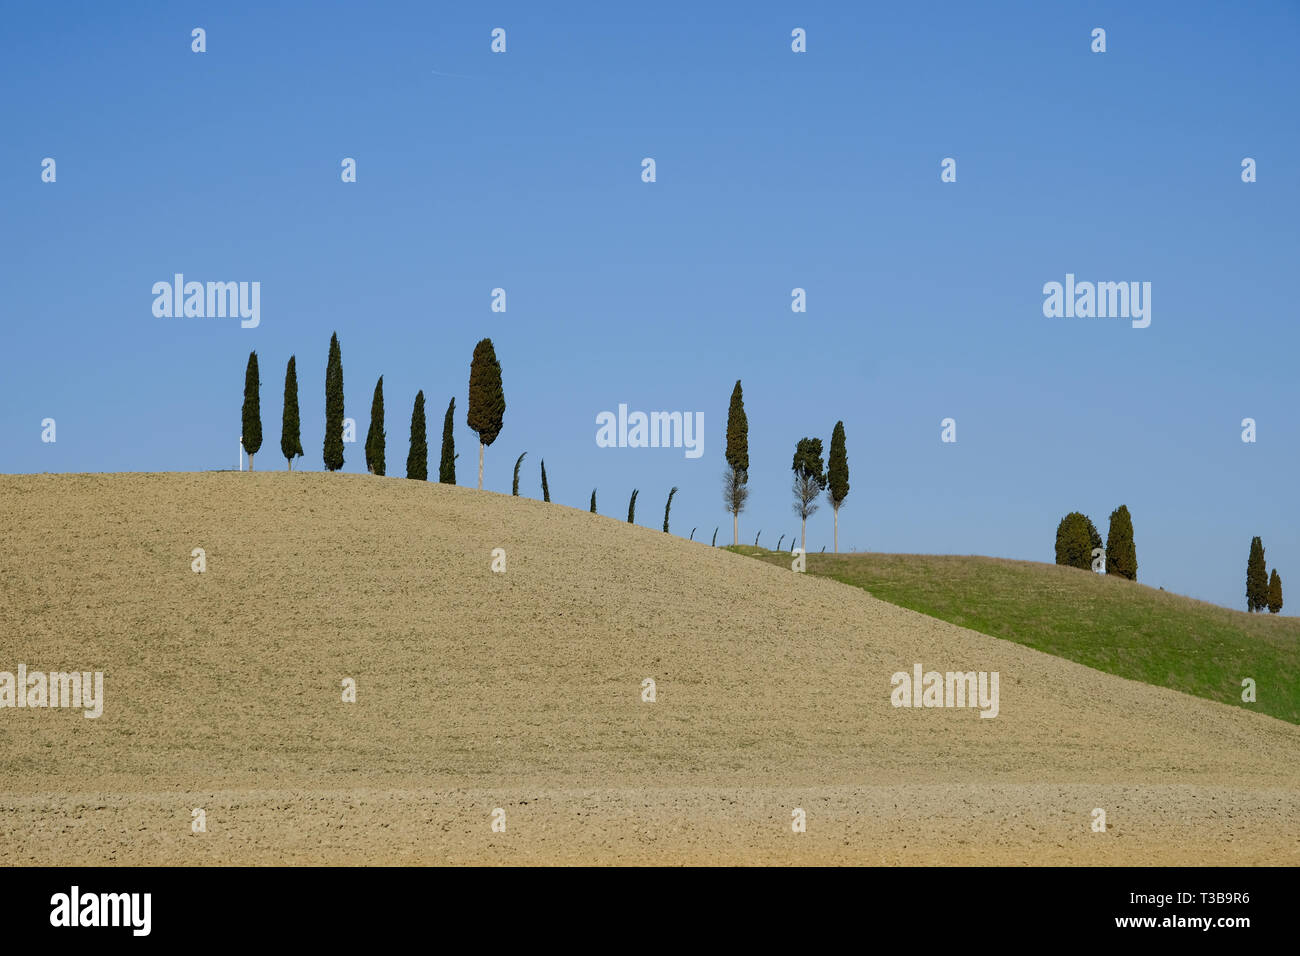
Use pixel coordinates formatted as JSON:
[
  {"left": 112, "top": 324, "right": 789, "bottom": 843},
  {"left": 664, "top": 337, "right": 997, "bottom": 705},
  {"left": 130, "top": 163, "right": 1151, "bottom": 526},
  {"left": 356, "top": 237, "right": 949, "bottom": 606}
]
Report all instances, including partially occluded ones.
[
  {"left": 721, "top": 380, "right": 852, "bottom": 553},
  {"left": 239, "top": 333, "right": 502, "bottom": 487},
  {"left": 239, "top": 335, "right": 675, "bottom": 527},
  {"left": 1054, "top": 508, "right": 1284, "bottom": 613}
]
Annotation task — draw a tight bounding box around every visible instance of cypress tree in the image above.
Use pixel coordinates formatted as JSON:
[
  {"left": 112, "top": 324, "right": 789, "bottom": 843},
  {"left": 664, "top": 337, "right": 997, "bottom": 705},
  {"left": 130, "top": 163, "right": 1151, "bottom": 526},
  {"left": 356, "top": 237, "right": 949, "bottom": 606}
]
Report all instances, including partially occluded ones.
[
  {"left": 512, "top": 452, "right": 526, "bottom": 496},
  {"left": 323, "top": 332, "right": 345, "bottom": 471},
  {"left": 365, "top": 376, "right": 386, "bottom": 476},
  {"left": 1104, "top": 504, "right": 1137, "bottom": 580},
  {"left": 1247, "top": 537, "right": 1268, "bottom": 611},
  {"left": 241, "top": 351, "right": 262, "bottom": 471},
  {"left": 280, "top": 355, "right": 303, "bottom": 470},
  {"left": 627, "top": 488, "right": 639, "bottom": 524},
  {"left": 466, "top": 338, "right": 505, "bottom": 490},
  {"left": 663, "top": 486, "right": 678, "bottom": 533},
  {"left": 438, "top": 397, "right": 456, "bottom": 484},
  {"left": 792, "top": 437, "right": 826, "bottom": 554},
  {"left": 590, "top": 489, "right": 596, "bottom": 513},
  {"left": 1055, "top": 512, "right": 1096, "bottom": 570},
  {"left": 826, "top": 420, "right": 849, "bottom": 553},
  {"left": 406, "top": 391, "right": 427, "bottom": 481},
  {"left": 711, "top": 527, "right": 718, "bottom": 547},
  {"left": 1268, "top": 569, "right": 1284, "bottom": 614},
  {"left": 540, "top": 459, "right": 550, "bottom": 502},
  {"left": 723, "top": 380, "right": 749, "bottom": 545}
]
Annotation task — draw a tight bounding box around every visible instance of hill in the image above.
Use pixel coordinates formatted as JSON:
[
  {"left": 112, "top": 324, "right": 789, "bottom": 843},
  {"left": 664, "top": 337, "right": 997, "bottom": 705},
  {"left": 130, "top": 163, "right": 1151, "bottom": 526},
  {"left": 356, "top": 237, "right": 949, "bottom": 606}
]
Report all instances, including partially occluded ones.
[
  {"left": 1, "top": 473, "right": 1297, "bottom": 865},
  {"left": 733, "top": 548, "right": 1300, "bottom": 725}
]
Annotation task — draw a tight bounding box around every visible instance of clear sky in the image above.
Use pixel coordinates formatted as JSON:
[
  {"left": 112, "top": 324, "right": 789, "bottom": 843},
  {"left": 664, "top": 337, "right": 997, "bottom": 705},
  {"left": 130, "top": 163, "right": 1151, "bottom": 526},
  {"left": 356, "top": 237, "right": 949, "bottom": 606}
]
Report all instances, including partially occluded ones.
[{"left": 3, "top": 1, "right": 1297, "bottom": 614}]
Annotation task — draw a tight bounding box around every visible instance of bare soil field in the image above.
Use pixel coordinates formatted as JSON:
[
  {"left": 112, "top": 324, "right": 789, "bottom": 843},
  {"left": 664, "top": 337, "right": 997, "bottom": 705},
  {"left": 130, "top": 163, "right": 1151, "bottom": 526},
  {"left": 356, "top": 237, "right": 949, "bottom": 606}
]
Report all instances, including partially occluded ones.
[{"left": 2, "top": 473, "right": 1297, "bottom": 865}]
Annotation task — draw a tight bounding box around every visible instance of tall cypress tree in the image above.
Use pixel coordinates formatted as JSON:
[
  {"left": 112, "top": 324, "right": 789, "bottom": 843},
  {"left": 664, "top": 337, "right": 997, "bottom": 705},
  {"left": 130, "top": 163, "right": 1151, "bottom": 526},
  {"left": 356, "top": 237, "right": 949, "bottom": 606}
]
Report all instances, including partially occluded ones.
[
  {"left": 1104, "top": 504, "right": 1137, "bottom": 580},
  {"left": 540, "top": 459, "right": 550, "bottom": 502},
  {"left": 365, "top": 376, "right": 386, "bottom": 476},
  {"left": 512, "top": 452, "right": 526, "bottom": 496},
  {"left": 241, "top": 351, "right": 262, "bottom": 471},
  {"left": 1247, "top": 537, "right": 1268, "bottom": 611},
  {"left": 323, "top": 332, "right": 345, "bottom": 471},
  {"left": 723, "top": 380, "right": 749, "bottom": 545},
  {"left": 590, "top": 489, "right": 597, "bottom": 513},
  {"left": 406, "top": 391, "right": 427, "bottom": 481},
  {"left": 627, "top": 488, "right": 639, "bottom": 524},
  {"left": 826, "top": 420, "right": 849, "bottom": 553},
  {"left": 439, "top": 397, "right": 456, "bottom": 484},
  {"left": 466, "top": 338, "right": 505, "bottom": 490},
  {"left": 663, "top": 487, "right": 678, "bottom": 533},
  {"left": 1268, "top": 569, "right": 1284, "bottom": 614},
  {"left": 280, "top": 355, "right": 303, "bottom": 470}
]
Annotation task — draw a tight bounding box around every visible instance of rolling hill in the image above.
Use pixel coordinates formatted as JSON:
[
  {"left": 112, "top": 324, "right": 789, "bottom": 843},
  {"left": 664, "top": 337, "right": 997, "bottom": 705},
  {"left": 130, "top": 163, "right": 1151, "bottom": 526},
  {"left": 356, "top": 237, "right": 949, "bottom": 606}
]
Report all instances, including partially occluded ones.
[
  {"left": 733, "top": 548, "right": 1300, "bottom": 724},
  {"left": 1, "top": 473, "right": 1297, "bottom": 865}
]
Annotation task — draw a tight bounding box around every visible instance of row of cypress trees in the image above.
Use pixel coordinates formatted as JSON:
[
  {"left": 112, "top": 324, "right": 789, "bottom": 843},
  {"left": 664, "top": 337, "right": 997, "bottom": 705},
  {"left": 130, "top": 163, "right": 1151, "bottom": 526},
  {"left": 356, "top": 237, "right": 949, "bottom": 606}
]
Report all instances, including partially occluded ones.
[
  {"left": 722, "top": 380, "right": 851, "bottom": 551},
  {"left": 1054, "top": 506, "right": 1137, "bottom": 578},
  {"left": 239, "top": 334, "right": 505, "bottom": 487}
]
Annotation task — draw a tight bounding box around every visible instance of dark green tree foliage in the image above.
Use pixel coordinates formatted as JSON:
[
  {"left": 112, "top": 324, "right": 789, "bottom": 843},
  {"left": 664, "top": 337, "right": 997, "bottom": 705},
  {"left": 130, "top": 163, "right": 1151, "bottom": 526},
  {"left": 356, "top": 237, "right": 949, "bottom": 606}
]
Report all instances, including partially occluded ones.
[
  {"left": 711, "top": 527, "right": 718, "bottom": 547},
  {"left": 1268, "top": 569, "right": 1284, "bottom": 614},
  {"left": 1104, "top": 504, "right": 1137, "bottom": 580},
  {"left": 1247, "top": 537, "right": 1268, "bottom": 611},
  {"left": 826, "top": 420, "right": 849, "bottom": 552},
  {"left": 590, "top": 489, "right": 597, "bottom": 513},
  {"left": 540, "top": 459, "right": 550, "bottom": 502},
  {"left": 512, "top": 453, "right": 526, "bottom": 496},
  {"left": 689, "top": 528, "right": 696, "bottom": 541},
  {"left": 792, "top": 437, "right": 826, "bottom": 553},
  {"left": 323, "top": 332, "right": 345, "bottom": 471},
  {"left": 663, "top": 487, "right": 678, "bottom": 533},
  {"left": 627, "top": 488, "right": 639, "bottom": 524},
  {"left": 723, "top": 380, "right": 749, "bottom": 545},
  {"left": 365, "top": 376, "right": 386, "bottom": 476},
  {"left": 438, "top": 397, "right": 456, "bottom": 484},
  {"left": 776, "top": 534, "right": 785, "bottom": 552},
  {"left": 467, "top": 338, "right": 505, "bottom": 489},
  {"left": 280, "top": 355, "right": 303, "bottom": 469},
  {"left": 1086, "top": 517, "right": 1102, "bottom": 557},
  {"left": 754, "top": 530, "right": 762, "bottom": 547},
  {"left": 406, "top": 390, "right": 427, "bottom": 481},
  {"left": 241, "top": 351, "right": 262, "bottom": 470},
  {"left": 1055, "top": 512, "right": 1099, "bottom": 570}
]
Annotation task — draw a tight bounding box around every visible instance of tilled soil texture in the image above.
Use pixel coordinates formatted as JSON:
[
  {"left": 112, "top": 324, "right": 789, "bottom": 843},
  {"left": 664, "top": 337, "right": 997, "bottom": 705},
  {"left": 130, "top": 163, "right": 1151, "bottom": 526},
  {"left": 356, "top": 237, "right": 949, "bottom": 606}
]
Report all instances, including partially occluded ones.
[{"left": 2, "top": 473, "right": 1297, "bottom": 864}]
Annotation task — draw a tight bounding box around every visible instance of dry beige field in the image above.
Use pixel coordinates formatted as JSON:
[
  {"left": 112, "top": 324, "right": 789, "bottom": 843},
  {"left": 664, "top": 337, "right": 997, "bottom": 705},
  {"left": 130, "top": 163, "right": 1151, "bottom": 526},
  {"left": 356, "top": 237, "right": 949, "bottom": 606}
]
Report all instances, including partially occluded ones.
[{"left": 1, "top": 472, "right": 1297, "bottom": 865}]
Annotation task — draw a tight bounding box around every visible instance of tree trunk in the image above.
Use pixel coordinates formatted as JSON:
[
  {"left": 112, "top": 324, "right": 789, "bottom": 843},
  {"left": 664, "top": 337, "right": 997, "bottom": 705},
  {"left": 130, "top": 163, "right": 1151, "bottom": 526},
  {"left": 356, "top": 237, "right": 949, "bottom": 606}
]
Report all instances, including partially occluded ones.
[
  {"left": 287, "top": 458, "right": 292, "bottom": 472},
  {"left": 249, "top": 453, "right": 254, "bottom": 472},
  {"left": 478, "top": 442, "right": 484, "bottom": 490},
  {"left": 733, "top": 512, "right": 738, "bottom": 547},
  {"left": 801, "top": 518, "right": 806, "bottom": 555},
  {"left": 833, "top": 506, "right": 838, "bottom": 553}
]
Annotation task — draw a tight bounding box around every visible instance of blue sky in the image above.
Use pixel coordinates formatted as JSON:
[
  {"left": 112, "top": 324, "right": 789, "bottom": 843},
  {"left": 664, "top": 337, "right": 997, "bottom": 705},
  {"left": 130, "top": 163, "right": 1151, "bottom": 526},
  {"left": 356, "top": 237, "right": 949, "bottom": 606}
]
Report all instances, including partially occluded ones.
[{"left": 3, "top": 1, "right": 1298, "bottom": 613}]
